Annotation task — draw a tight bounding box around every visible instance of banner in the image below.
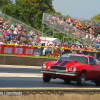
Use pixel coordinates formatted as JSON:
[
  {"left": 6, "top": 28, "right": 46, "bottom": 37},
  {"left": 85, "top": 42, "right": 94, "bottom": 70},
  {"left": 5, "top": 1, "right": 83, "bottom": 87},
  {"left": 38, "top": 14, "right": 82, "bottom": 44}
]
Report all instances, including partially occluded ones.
[
  {"left": 25, "top": 47, "right": 35, "bottom": 55},
  {"left": 0, "top": 45, "right": 35, "bottom": 56},
  {"left": 15, "top": 47, "right": 23, "bottom": 55},
  {"left": 53, "top": 49, "right": 59, "bottom": 57},
  {"left": 34, "top": 47, "right": 40, "bottom": 55}
]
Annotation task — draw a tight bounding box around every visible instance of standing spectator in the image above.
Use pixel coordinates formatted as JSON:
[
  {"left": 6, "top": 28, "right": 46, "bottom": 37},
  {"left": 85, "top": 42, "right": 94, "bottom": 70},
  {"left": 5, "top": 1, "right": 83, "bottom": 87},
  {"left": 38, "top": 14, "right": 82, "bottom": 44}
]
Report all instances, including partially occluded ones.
[
  {"left": 97, "top": 46, "right": 100, "bottom": 60},
  {"left": 76, "top": 41, "right": 80, "bottom": 46},
  {"left": 60, "top": 44, "right": 64, "bottom": 57},
  {"left": 40, "top": 43, "right": 45, "bottom": 56}
]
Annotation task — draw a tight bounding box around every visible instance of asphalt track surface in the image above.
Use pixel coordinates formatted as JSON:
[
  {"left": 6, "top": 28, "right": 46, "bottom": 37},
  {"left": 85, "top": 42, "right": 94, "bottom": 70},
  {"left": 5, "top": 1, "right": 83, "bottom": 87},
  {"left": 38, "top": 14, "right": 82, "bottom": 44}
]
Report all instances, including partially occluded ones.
[{"left": 0, "top": 65, "right": 100, "bottom": 88}]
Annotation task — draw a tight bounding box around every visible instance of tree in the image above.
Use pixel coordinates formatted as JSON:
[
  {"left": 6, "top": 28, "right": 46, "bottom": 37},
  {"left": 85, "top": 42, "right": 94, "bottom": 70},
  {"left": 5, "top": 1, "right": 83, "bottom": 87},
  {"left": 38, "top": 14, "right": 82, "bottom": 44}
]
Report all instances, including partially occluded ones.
[
  {"left": 91, "top": 14, "right": 100, "bottom": 21},
  {"left": 55, "top": 12, "right": 62, "bottom": 15},
  {"left": 1, "top": 0, "right": 55, "bottom": 30},
  {"left": 0, "top": 0, "right": 12, "bottom": 8}
]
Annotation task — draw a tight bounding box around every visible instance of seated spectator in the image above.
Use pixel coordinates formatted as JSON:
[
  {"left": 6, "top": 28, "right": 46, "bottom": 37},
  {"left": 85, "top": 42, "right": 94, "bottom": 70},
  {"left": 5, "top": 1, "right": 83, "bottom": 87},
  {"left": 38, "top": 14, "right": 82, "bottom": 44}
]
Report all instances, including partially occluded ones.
[
  {"left": 27, "top": 32, "right": 33, "bottom": 42},
  {"left": 30, "top": 30, "right": 35, "bottom": 38},
  {"left": 10, "top": 40, "right": 14, "bottom": 44},
  {"left": 59, "top": 18, "right": 64, "bottom": 25},
  {"left": 89, "top": 21, "right": 93, "bottom": 27},
  {"left": 47, "top": 15, "right": 52, "bottom": 23},
  {"left": 2, "top": 30, "right": 10, "bottom": 41},
  {"left": 85, "top": 20, "right": 89, "bottom": 27},
  {"left": 11, "top": 24, "right": 15, "bottom": 30},
  {"left": 34, "top": 33, "right": 41, "bottom": 43},
  {"left": 17, "top": 24, "right": 22, "bottom": 31}
]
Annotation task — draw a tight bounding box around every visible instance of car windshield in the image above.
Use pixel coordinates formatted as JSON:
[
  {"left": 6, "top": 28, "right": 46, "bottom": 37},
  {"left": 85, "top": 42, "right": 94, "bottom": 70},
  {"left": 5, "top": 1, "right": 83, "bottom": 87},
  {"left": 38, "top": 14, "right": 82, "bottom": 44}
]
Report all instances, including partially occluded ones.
[{"left": 59, "top": 54, "right": 88, "bottom": 64}]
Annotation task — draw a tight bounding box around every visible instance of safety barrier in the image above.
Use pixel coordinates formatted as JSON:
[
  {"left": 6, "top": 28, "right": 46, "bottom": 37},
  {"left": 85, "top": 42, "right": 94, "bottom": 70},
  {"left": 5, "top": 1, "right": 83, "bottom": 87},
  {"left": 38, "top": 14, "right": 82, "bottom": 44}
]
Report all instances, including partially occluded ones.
[
  {"left": 0, "top": 43, "right": 100, "bottom": 60},
  {"left": 0, "top": 44, "right": 35, "bottom": 56}
]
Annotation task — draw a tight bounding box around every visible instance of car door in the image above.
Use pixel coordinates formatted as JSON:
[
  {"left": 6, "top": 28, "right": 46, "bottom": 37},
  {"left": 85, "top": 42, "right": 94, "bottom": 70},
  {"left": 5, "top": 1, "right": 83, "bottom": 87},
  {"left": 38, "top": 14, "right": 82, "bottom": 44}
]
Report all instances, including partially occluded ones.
[
  {"left": 84, "top": 57, "right": 95, "bottom": 80},
  {"left": 89, "top": 57, "right": 99, "bottom": 79}
]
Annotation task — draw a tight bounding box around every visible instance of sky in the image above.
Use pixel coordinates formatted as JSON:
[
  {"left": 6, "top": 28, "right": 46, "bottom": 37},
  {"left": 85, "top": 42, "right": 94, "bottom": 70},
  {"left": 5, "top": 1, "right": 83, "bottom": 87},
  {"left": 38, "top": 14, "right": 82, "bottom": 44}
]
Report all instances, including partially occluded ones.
[{"left": 52, "top": 0, "right": 100, "bottom": 20}]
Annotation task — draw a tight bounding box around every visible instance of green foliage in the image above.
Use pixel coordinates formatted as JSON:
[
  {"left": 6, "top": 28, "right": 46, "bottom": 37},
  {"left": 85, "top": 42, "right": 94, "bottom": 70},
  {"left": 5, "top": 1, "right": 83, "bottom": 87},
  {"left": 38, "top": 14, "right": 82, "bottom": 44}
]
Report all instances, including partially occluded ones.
[
  {"left": 54, "top": 33, "right": 63, "bottom": 40},
  {"left": 0, "top": 0, "right": 12, "bottom": 8},
  {"left": 91, "top": 14, "right": 100, "bottom": 21},
  {"left": 1, "top": 0, "right": 55, "bottom": 30},
  {"left": 55, "top": 12, "right": 62, "bottom": 15}
]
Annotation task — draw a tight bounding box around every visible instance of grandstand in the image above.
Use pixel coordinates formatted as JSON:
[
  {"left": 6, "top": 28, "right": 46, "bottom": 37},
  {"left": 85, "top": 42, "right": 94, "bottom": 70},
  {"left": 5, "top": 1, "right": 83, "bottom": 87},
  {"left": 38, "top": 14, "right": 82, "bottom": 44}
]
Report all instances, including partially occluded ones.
[
  {"left": 0, "top": 10, "right": 100, "bottom": 49},
  {"left": 0, "top": 11, "right": 43, "bottom": 45},
  {"left": 42, "top": 13, "right": 100, "bottom": 48}
]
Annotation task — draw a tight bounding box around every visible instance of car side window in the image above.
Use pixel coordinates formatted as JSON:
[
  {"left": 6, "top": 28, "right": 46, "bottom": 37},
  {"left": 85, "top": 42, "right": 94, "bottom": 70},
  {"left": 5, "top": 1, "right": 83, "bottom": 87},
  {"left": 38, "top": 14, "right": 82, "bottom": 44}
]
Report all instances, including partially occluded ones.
[{"left": 89, "top": 57, "right": 97, "bottom": 65}]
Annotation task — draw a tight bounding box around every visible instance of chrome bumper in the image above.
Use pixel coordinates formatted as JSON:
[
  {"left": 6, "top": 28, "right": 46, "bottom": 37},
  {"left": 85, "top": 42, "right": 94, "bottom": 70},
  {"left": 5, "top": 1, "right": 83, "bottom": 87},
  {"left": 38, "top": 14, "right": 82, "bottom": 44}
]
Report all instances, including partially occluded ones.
[{"left": 40, "top": 69, "right": 78, "bottom": 76}]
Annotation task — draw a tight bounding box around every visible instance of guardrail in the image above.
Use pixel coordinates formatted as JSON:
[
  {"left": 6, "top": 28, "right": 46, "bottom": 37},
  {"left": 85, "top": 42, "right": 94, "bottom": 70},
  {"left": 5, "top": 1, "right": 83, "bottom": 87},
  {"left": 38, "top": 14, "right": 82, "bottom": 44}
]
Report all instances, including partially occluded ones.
[{"left": 0, "top": 43, "right": 100, "bottom": 60}]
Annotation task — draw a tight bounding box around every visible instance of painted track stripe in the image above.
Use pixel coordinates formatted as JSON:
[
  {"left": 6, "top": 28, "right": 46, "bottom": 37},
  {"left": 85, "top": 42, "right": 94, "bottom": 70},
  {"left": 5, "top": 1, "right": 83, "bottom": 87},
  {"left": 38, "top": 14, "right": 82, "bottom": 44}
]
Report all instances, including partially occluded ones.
[
  {"left": 0, "top": 65, "right": 41, "bottom": 69},
  {"left": 0, "top": 73, "right": 42, "bottom": 77}
]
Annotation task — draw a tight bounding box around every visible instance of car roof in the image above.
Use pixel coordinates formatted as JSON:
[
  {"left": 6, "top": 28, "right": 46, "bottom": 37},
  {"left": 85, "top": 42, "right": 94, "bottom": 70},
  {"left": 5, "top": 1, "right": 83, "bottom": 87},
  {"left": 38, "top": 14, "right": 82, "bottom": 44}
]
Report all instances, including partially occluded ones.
[{"left": 62, "top": 53, "right": 95, "bottom": 58}]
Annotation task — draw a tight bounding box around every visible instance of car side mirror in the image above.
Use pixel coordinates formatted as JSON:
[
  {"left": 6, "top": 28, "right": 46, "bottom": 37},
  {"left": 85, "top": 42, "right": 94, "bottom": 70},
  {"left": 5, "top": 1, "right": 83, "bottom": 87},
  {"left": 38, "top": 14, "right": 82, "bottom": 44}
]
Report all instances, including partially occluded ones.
[
  {"left": 91, "top": 62, "right": 94, "bottom": 65},
  {"left": 55, "top": 59, "right": 58, "bottom": 61}
]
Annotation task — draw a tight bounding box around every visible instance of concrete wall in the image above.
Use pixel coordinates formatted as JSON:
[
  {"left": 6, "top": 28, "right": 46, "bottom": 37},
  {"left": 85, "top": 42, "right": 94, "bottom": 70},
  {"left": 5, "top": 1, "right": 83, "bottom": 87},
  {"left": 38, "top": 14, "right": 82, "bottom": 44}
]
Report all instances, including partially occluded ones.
[
  {"left": 0, "top": 92, "right": 100, "bottom": 100},
  {"left": 0, "top": 55, "right": 55, "bottom": 66}
]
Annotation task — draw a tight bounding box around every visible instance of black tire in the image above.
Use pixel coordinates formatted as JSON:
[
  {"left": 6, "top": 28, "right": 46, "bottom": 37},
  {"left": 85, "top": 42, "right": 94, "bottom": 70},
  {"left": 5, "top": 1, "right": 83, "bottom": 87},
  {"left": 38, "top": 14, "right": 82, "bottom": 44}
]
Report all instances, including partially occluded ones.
[
  {"left": 43, "top": 73, "right": 51, "bottom": 82},
  {"left": 95, "top": 76, "right": 100, "bottom": 86},
  {"left": 63, "top": 78, "right": 71, "bottom": 84},
  {"left": 77, "top": 71, "right": 85, "bottom": 86}
]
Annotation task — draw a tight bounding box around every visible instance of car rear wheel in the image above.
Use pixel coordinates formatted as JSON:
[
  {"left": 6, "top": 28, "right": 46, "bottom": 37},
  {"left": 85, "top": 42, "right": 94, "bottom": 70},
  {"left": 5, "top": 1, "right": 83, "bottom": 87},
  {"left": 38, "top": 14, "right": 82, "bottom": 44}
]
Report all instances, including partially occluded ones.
[
  {"left": 95, "top": 76, "right": 100, "bottom": 86},
  {"left": 43, "top": 73, "right": 51, "bottom": 82},
  {"left": 63, "top": 78, "right": 71, "bottom": 84},
  {"left": 77, "top": 71, "right": 85, "bottom": 86}
]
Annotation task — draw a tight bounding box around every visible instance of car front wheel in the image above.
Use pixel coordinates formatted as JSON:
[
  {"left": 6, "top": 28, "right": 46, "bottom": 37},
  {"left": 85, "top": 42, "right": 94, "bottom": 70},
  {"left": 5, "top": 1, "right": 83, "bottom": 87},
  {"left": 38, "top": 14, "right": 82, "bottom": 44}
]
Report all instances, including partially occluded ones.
[
  {"left": 77, "top": 71, "right": 85, "bottom": 86},
  {"left": 43, "top": 73, "right": 51, "bottom": 82},
  {"left": 95, "top": 76, "right": 100, "bottom": 86}
]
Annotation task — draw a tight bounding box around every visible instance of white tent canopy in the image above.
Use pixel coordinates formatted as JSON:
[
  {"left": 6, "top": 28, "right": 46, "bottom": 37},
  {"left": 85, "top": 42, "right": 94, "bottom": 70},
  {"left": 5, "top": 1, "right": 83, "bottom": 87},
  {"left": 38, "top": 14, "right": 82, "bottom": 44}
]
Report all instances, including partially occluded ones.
[{"left": 40, "top": 37, "right": 61, "bottom": 45}]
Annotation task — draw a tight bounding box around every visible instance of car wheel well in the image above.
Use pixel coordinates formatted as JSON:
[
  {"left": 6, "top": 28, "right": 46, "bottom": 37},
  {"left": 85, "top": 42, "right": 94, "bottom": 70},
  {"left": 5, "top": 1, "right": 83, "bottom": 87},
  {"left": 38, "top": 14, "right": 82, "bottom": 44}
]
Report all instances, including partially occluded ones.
[
  {"left": 81, "top": 69, "right": 86, "bottom": 74},
  {"left": 77, "top": 71, "right": 86, "bottom": 86}
]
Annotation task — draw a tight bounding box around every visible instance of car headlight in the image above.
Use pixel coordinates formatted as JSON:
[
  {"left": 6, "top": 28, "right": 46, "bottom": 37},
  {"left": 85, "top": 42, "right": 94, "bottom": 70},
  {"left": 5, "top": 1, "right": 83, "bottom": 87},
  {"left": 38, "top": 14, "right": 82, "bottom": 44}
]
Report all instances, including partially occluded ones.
[
  {"left": 71, "top": 66, "right": 77, "bottom": 72},
  {"left": 41, "top": 64, "right": 46, "bottom": 69}
]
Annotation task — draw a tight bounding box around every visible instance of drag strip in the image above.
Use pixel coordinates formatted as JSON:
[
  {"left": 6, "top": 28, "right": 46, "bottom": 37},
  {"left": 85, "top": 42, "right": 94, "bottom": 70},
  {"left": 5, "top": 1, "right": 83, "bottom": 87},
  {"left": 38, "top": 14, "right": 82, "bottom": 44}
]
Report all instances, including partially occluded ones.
[
  {"left": 0, "top": 65, "right": 41, "bottom": 69},
  {"left": 0, "top": 64, "right": 99, "bottom": 88}
]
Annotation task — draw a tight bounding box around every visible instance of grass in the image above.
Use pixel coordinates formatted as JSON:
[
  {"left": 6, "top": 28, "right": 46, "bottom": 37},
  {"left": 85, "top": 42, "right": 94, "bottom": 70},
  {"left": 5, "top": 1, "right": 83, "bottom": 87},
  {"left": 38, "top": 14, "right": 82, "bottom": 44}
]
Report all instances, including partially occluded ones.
[{"left": 0, "top": 54, "right": 59, "bottom": 59}]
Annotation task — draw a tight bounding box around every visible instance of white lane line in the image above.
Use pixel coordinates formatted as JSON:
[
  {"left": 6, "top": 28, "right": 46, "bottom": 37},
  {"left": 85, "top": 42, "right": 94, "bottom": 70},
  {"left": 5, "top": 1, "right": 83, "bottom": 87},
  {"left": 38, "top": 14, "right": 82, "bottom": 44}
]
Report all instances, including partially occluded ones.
[
  {"left": 0, "top": 65, "right": 41, "bottom": 69},
  {"left": 0, "top": 87, "right": 100, "bottom": 90},
  {"left": 0, "top": 73, "right": 42, "bottom": 77}
]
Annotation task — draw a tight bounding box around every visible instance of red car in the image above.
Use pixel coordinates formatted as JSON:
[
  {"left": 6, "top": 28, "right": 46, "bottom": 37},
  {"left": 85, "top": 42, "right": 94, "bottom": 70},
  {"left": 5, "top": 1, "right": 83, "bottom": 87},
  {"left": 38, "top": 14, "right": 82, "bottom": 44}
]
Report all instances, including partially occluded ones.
[{"left": 40, "top": 54, "right": 100, "bottom": 86}]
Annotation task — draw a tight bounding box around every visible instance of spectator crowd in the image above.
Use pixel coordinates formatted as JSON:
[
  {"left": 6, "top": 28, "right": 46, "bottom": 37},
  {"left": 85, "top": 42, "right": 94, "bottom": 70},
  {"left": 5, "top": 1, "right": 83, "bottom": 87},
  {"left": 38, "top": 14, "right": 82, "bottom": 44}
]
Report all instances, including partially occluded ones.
[
  {"left": 1, "top": 15, "right": 100, "bottom": 60},
  {"left": 0, "top": 17, "right": 41, "bottom": 46},
  {"left": 46, "top": 14, "right": 100, "bottom": 45}
]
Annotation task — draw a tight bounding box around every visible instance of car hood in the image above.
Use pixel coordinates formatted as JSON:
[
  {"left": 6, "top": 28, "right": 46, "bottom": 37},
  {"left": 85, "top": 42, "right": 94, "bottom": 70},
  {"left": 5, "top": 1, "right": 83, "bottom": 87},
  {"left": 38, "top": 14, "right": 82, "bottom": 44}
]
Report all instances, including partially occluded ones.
[{"left": 44, "top": 60, "right": 78, "bottom": 67}]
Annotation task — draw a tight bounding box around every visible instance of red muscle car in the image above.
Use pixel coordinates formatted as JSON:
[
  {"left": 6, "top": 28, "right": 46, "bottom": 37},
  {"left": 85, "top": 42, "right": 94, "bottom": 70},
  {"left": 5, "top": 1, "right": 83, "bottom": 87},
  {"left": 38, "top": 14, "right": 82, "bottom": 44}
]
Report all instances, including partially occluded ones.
[{"left": 40, "top": 54, "right": 100, "bottom": 86}]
